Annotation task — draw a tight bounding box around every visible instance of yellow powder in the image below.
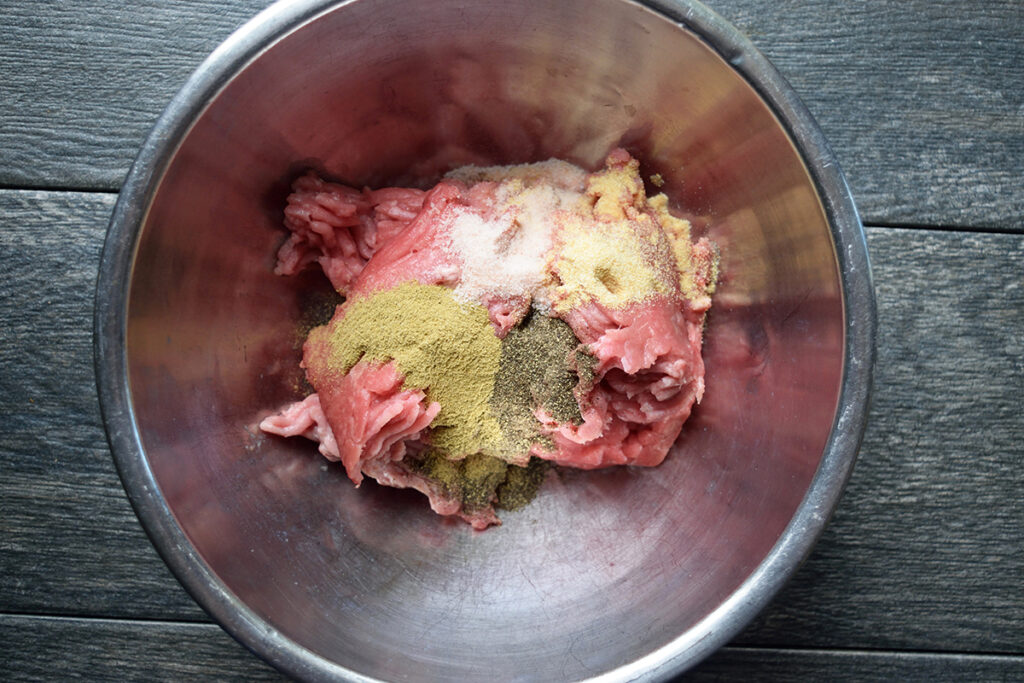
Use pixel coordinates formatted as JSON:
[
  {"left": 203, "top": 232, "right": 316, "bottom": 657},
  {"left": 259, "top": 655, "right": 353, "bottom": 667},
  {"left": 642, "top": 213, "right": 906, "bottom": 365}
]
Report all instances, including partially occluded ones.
[
  {"left": 647, "top": 193, "right": 715, "bottom": 301},
  {"left": 649, "top": 193, "right": 695, "bottom": 296},
  {"left": 550, "top": 157, "right": 679, "bottom": 312},
  {"left": 306, "top": 283, "right": 504, "bottom": 457},
  {"left": 551, "top": 215, "right": 672, "bottom": 312},
  {"left": 585, "top": 157, "right": 646, "bottom": 221}
]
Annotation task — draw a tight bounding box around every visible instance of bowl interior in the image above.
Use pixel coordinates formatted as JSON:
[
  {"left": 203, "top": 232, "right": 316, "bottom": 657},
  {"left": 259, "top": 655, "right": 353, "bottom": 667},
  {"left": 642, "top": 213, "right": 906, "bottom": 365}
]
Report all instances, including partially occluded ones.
[{"left": 123, "top": 0, "right": 844, "bottom": 679}]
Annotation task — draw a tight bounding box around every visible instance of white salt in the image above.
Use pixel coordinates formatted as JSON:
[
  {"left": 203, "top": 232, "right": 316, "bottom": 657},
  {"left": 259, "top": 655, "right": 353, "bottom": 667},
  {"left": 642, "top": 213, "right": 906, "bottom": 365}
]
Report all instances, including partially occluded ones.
[{"left": 447, "top": 162, "right": 588, "bottom": 307}]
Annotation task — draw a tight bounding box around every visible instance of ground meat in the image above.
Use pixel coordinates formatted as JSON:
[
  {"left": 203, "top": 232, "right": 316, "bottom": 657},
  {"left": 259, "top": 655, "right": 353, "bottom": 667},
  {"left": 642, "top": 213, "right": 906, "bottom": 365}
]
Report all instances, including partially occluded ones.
[
  {"left": 261, "top": 151, "right": 715, "bottom": 528},
  {"left": 259, "top": 393, "right": 339, "bottom": 460},
  {"left": 536, "top": 298, "right": 705, "bottom": 469},
  {"left": 307, "top": 360, "right": 440, "bottom": 486},
  {"left": 274, "top": 172, "right": 425, "bottom": 294}
]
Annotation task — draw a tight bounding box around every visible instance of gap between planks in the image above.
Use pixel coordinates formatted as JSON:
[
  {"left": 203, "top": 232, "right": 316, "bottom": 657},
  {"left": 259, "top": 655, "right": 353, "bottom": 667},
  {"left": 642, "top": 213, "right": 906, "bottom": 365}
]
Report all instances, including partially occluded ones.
[
  {"left": 0, "top": 186, "right": 1018, "bottom": 237},
  {"left": 2, "top": 613, "right": 1023, "bottom": 663}
]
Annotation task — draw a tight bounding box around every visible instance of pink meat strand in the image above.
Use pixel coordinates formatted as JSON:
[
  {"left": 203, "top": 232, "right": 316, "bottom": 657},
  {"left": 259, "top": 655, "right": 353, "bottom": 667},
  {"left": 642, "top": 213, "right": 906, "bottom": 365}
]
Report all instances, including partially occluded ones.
[
  {"left": 535, "top": 297, "right": 706, "bottom": 469},
  {"left": 260, "top": 362, "right": 499, "bottom": 529},
  {"left": 274, "top": 171, "right": 426, "bottom": 294}
]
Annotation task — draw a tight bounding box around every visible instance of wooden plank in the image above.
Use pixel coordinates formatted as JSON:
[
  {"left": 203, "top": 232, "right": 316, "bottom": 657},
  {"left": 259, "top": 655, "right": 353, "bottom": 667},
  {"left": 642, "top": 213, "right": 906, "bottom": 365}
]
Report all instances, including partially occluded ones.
[
  {"left": 1, "top": 190, "right": 1022, "bottom": 654},
  {"left": 0, "top": 0, "right": 272, "bottom": 191},
  {"left": 692, "top": 647, "right": 1024, "bottom": 681},
  {"left": 714, "top": 0, "right": 1024, "bottom": 231},
  {"left": 2, "top": 615, "right": 1023, "bottom": 681},
  {"left": 736, "top": 227, "right": 1024, "bottom": 652},
  {"left": 0, "top": 615, "right": 284, "bottom": 681},
  {"left": 1, "top": 1, "right": 1021, "bottom": 229},
  {"left": 0, "top": 190, "right": 206, "bottom": 621}
]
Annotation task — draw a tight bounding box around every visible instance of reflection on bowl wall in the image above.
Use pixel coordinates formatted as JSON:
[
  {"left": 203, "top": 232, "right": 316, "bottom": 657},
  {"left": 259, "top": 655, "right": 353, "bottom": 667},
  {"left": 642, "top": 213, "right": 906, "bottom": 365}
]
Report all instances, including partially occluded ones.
[{"left": 95, "top": 0, "right": 875, "bottom": 680}]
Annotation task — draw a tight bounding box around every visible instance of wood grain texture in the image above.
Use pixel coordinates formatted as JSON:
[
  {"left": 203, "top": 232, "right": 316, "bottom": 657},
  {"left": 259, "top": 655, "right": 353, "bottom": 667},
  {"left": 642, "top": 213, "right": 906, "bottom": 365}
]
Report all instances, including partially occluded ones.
[
  {"left": 1, "top": 190, "right": 1021, "bottom": 660},
  {"left": 1, "top": 0, "right": 1021, "bottom": 229},
  {"left": 0, "top": 615, "right": 284, "bottom": 681},
  {"left": 713, "top": 0, "right": 1024, "bottom": 231},
  {"left": 0, "top": 190, "right": 205, "bottom": 621},
  {"left": 0, "top": 0, "right": 273, "bottom": 190},
  {"left": 692, "top": 647, "right": 1024, "bottom": 682},
  {"left": 736, "top": 227, "right": 1024, "bottom": 652},
  {"left": 2, "top": 616, "right": 1023, "bottom": 682}
]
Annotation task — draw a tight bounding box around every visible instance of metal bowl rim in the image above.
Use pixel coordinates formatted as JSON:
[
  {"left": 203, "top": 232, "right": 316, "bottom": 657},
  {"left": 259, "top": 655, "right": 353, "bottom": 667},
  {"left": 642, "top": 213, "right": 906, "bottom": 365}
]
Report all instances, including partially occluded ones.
[{"left": 93, "top": 0, "right": 877, "bottom": 680}]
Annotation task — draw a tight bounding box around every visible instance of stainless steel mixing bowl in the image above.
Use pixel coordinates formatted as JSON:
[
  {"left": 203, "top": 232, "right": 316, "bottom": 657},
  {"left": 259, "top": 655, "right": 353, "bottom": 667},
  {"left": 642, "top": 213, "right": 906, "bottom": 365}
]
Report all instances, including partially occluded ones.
[{"left": 95, "top": 0, "right": 875, "bottom": 679}]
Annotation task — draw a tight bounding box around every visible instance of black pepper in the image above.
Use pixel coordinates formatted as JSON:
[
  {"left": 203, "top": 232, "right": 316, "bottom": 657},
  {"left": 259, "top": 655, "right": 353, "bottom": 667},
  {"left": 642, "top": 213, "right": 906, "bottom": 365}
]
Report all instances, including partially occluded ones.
[
  {"left": 410, "top": 310, "right": 597, "bottom": 514},
  {"left": 491, "top": 310, "right": 594, "bottom": 454},
  {"left": 496, "top": 457, "right": 549, "bottom": 510}
]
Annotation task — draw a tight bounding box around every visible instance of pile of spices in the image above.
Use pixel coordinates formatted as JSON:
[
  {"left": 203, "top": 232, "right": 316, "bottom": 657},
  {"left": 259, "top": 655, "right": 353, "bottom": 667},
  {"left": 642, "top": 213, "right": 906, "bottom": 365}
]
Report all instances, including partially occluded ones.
[
  {"left": 447, "top": 154, "right": 702, "bottom": 316},
  {"left": 414, "top": 451, "right": 549, "bottom": 512},
  {"left": 495, "top": 456, "right": 549, "bottom": 510},
  {"left": 305, "top": 282, "right": 505, "bottom": 457},
  {"left": 308, "top": 282, "right": 596, "bottom": 511},
  {"left": 648, "top": 193, "right": 717, "bottom": 302},
  {"left": 491, "top": 311, "right": 591, "bottom": 456},
  {"left": 446, "top": 161, "right": 587, "bottom": 310},
  {"left": 550, "top": 212, "right": 675, "bottom": 312}
]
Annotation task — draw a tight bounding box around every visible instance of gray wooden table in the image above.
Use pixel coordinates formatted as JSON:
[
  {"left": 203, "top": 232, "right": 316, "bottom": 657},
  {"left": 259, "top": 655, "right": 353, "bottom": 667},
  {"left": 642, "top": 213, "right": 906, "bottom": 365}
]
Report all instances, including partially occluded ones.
[{"left": 2, "top": 1, "right": 1022, "bottom": 680}]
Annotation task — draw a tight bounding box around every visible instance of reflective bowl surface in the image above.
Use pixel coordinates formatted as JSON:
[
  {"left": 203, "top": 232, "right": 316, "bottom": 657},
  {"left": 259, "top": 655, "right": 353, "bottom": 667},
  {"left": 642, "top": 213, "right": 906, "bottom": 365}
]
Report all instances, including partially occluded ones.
[{"left": 95, "top": 0, "right": 875, "bottom": 680}]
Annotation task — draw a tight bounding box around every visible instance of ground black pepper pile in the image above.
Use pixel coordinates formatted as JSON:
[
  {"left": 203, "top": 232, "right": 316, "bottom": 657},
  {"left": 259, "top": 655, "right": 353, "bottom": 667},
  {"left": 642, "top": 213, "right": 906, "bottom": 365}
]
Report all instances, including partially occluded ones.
[
  {"left": 412, "top": 309, "right": 597, "bottom": 513},
  {"left": 414, "top": 451, "right": 549, "bottom": 512},
  {"left": 492, "top": 311, "right": 592, "bottom": 448}
]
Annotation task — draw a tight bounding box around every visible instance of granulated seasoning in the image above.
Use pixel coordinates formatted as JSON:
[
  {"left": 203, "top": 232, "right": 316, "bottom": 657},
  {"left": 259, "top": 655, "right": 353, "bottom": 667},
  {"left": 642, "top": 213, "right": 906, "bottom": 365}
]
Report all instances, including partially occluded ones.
[
  {"left": 310, "top": 285, "right": 593, "bottom": 513},
  {"left": 414, "top": 450, "right": 550, "bottom": 512},
  {"left": 400, "top": 308, "right": 592, "bottom": 511},
  {"left": 496, "top": 457, "right": 549, "bottom": 510},
  {"left": 307, "top": 282, "right": 505, "bottom": 458},
  {"left": 491, "top": 311, "right": 592, "bottom": 458}
]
